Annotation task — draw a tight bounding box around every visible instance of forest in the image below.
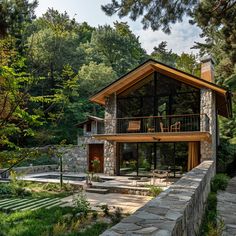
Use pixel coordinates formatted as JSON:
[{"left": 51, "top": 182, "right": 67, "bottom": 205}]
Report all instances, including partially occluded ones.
[{"left": 0, "top": 0, "right": 235, "bottom": 168}]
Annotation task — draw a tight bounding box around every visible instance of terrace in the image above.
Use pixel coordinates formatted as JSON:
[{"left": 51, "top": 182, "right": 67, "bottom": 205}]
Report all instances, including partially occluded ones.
[{"left": 94, "top": 113, "right": 211, "bottom": 143}]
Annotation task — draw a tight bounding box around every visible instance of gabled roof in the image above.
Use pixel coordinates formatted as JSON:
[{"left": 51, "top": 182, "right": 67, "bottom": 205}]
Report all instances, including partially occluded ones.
[
  {"left": 90, "top": 59, "right": 232, "bottom": 118},
  {"left": 76, "top": 115, "right": 103, "bottom": 128}
]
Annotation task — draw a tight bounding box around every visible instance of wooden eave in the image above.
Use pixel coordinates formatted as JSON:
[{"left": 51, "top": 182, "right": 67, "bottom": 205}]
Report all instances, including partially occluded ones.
[
  {"left": 90, "top": 59, "right": 232, "bottom": 118},
  {"left": 93, "top": 132, "right": 211, "bottom": 143}
]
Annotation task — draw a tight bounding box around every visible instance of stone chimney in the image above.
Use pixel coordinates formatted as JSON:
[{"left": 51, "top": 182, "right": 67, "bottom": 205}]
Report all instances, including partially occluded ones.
[{"left": 201, "top": 55, "right": 215, "bottom": 83}]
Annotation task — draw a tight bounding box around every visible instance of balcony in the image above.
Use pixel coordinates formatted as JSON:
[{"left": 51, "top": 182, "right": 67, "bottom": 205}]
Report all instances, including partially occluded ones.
[{"left": 94, "top": 114, "right": 211, "bottom": 142}]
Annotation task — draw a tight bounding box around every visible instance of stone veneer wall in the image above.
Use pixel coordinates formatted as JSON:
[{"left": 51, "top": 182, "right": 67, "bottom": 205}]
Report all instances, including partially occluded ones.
[
  {"left": 200, "top": 89, "right": 217, "bottom": 164},
  {"left": 101, "top": 161, "right": 214, "bottom": 236},
  {"left": 104, "top": 93, "right": 117, "bottom": 175}
]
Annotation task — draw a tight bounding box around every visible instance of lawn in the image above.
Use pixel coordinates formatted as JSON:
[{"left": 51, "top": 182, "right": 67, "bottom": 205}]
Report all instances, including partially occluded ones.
[
  {"left": 0, "top": 207, "right": 109, "bottom": 236},
  {"left": 0, "top": 181, "right": 123, "bottom": 236}
]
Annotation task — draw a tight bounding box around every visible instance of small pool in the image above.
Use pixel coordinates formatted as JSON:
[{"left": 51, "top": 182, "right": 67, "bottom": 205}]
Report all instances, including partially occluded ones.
[{"left": 32, "top": 174, "right": 114, "bottom": 182}]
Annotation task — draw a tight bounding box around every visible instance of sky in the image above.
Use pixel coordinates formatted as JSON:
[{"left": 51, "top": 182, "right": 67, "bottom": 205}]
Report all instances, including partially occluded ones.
[{"left": 35, "top": 0, "right": 204, "bottom": 55}]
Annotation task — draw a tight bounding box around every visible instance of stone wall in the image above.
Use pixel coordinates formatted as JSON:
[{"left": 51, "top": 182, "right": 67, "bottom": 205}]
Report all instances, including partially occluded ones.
[
  {"left": 0, "top": 165, "right": 58, "bottom": 178},
  {"left": 101, "top": 161, "right": 214, "bottom": 236},
  {"left": 104, "top": 93, "right": 117, "bottom": 175},
  {"left": 200, "top": 88, "right": 217, "bottom": 163},
  {"left": 61, "top": 144, "right": 87, "bottom": 173}
]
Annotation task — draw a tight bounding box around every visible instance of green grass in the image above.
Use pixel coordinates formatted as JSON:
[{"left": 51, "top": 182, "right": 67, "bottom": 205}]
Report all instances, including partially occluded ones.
[{"left": 0, "top": 207, "right": 110, "bottom": 236}]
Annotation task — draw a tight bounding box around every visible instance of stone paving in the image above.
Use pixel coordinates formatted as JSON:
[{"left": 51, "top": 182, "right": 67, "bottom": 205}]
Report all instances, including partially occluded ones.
[
  {"left": 101, "top": 161, "right": 214, "bottom": 236},
  {"left": 61, "top": 192, "right": 152, "bottom": 214},
  {"left": 217, "top": 176, "right": 236, "bottom": 236}
]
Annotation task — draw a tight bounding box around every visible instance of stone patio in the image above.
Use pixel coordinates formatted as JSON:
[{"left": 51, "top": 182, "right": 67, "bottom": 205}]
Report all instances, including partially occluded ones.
[{"left": 61, "top": 192, "right": 152, "bottom": 214}]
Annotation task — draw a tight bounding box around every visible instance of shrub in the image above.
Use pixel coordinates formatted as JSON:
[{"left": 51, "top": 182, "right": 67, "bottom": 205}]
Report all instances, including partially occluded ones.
[
  {"left": 73, "top": 192, "right": 91, "bottom": 217},
  {"left": 110, "top": 207, "right": 123, "bottom": 224},
  {"left": 149, "top": 186, "right": 163, "bottom": 197},
  {"left": 211, "top": 174, "right": 230, "bottom": 193},
  {"left": 100, "top": 204, "right": 109, "bottom": 216},
  {"left": 0, "top": 183, "right": 13, "bottom": 196}
]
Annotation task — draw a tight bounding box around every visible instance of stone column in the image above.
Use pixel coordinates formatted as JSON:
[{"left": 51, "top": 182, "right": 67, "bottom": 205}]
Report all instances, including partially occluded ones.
[
  {"left": 200, "top": 88, "right": 216, "bottom": 163},
  {"left": 104, "top": 93, "right": 117, "bottom": 175}
]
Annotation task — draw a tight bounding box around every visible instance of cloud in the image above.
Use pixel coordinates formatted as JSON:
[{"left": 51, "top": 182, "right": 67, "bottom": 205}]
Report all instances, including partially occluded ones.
[{"left": 133, "top": 17, "right": 205, "bottom": 55}]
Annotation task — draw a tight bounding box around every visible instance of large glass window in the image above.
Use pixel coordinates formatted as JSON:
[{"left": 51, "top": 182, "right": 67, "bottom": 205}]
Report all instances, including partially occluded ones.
[
  {"left": 119, "top": 142, "right": 188, "bottom": 176},
  {"left": 117, "top": 72, "right": 200, "bottom": 118}
]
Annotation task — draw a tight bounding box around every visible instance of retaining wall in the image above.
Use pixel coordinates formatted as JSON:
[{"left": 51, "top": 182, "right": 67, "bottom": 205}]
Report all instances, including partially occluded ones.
[
  {"left": 0, "top": 165, "right": 58, "bottom": 178},
  {"left": 101, "top": 160, "right": 214, "bottom": 236}
]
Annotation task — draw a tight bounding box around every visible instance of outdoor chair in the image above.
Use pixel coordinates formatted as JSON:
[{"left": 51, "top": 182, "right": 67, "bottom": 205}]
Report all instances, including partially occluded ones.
[
  {"left": 160, "top": 122, "right": 169, "bottom": 132},
  {"left": 170, "top": 121, "right": 181, "bottom": 132},
  {"left": 127, "top": 120, "right": 141, "bottom": 132}
]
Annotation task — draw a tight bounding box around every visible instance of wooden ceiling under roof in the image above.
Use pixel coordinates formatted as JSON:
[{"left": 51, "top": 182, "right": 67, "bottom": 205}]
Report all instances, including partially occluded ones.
[{"left": 90, "top": 59, "right": 232, "bottom": 118}]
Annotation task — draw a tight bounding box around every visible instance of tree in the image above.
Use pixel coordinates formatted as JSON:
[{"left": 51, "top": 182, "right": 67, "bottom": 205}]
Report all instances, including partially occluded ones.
[
  {"left": 150, "top": 41, "right": 178, "bottom": 67},
  {"left": 82, "top": 23, "right": 147, "bottom": 76},
  {"left": 102, "top": 0, "right": 197, "bottom": 33},
  {"left": 0, "top": 0, "right": 38, "bottom": 51}
]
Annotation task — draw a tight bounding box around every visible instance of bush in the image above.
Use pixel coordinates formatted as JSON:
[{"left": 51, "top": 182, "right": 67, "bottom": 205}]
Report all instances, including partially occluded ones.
[
  {"left": 73, "top": 192, "right": 91, "bottom": 217},
  {"left": 211, "top": 174, "right": 230, "bottom": 193},
  {"left": 110, "top": 207, "right": 123, "bottom": 224},
  {"left": 0, "top": 183, "right": 13, "bottom": 196},
  {"left": 149, "top": 186, "right": 163, "bottom": 197}
]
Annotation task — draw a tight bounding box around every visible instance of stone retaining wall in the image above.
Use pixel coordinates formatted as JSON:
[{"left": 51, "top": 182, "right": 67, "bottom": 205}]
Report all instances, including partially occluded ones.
[
  {"left": 0, "top": 165, "right": 58, "bottom": 178},
  {"left": 101, "top": 161, "right": 214, "bottom": 236}
]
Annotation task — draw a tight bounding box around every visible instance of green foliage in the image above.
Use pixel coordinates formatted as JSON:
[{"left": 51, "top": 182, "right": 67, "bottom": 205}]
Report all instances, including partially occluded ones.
[
  {"left": 211, "top": 174, "right": 230, "bottom": 193},
  {"left": 73, "top": 191, "right": 91, "bottom": 217},
  {"left": 217, "top": 138, "right": 236, "bottom": 174},
  {"left": 99, "top": 204, "right": 110, "bottom": 216},
  {"left": 102, "top": 0, "right": 196, "bottom": 33},
  {"left": 110, "top": 207, "right": 123, "bottom": 224},
  {"left": 0, "top": 183, "right": 13, "bottom": 197},
  {"left": 149, "top": 186, "right": 163, "bottom": 197}
]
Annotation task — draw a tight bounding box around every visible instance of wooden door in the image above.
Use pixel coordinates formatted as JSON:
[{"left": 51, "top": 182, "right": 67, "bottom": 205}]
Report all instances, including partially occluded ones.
[{"left": 89, "top": 144, "right": 104, "bottom": 173}]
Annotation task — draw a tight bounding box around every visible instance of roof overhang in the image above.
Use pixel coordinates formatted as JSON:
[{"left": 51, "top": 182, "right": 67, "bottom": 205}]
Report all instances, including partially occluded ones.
[{"left": 90, "top": 59, "right": 232, "bottom": 118}]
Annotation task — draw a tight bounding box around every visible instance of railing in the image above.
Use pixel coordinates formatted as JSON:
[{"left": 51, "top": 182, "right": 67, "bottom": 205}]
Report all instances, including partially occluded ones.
[{"left": 97, "top": 114, "right": 210, "bottom": 134}]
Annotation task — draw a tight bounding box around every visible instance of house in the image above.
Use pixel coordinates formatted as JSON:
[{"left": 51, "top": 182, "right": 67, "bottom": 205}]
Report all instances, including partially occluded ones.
[
  {"left": 77, "top": 115, "right": 104, "bottom": 173},
  {"left": 82, "top": 56, "right": 232, "bottom": 176}
]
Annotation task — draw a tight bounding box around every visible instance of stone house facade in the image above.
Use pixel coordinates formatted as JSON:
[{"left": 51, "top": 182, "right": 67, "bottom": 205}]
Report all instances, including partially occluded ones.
[{"left": 85, "top": 57, "right": 232, "bottom": 175}]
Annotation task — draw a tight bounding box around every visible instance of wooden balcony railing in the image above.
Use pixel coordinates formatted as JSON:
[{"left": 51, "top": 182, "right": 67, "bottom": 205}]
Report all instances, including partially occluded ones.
[{"left": 97, "top": 114, "right": 210, "bottom": 135}]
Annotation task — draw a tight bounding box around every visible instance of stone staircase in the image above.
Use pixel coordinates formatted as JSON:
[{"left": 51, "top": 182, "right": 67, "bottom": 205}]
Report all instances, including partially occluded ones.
[
  {"left": 85, "top": 187, "right": 109, "bottom": 194},
  {"left": 0, "top": 198, "right": 65, "bottom": 212}
]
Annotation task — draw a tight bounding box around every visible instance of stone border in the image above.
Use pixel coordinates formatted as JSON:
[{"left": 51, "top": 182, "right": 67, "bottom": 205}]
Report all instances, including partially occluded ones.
[{"left": 101, "top": 161, "right": 214, "bottom": 236}]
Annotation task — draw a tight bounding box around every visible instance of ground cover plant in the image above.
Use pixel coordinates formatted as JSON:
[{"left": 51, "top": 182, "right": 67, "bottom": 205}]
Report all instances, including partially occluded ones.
[
  {"left": 0, "top": 176, "right": 124, "bottom": 236},
  {"left": 200, "top": 173, "right": 230, "bottom": 236}
]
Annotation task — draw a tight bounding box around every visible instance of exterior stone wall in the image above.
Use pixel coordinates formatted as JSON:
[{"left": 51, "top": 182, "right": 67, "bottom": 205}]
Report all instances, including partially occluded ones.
[
  {"left": 200, "top": 89, "right": 217, "bottom": 163},
  {"left": 61, "top": 144, "right": 87, "bottom": 173},
  {"left": 101, "top": 161, "right": 214, "bottom": 236},
  {"left": 0, "top": 165, "right": 58, "bottom": 178},
  {"left": 104, "top": 93, "right": 117, "bottom": 175}
]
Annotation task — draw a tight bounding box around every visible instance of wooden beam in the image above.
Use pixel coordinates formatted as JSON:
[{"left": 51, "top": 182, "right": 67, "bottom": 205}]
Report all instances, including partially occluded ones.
[{"left": 93, "top": 132, "right": 211, "bottom": 143}]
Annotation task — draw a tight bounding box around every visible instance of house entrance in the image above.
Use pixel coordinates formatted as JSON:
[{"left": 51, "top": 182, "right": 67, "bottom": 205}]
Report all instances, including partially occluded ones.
[
  {"left": 89, "top": 144, "right": 104, "bottom": 173},
  {"left": 118, "top": 142, "right": 195, "bottom": 177}
]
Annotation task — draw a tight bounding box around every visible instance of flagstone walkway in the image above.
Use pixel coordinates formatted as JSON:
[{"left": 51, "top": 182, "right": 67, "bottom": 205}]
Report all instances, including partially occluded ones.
[{"left": 217, "top": 176, "right": 236, "bottom": 236}]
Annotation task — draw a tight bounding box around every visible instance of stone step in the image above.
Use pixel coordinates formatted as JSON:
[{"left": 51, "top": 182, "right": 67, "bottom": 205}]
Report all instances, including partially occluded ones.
[
  {"left": 0, "top": 199, "right": 26, "bottom": 208},
  {"left": 30, "top": 199, "right": 62, "bottom": 211},
  {"left": 0, "top": 199, "right": 34, "bottom": 210},
  {"left": 86, "top": 188, "right": 109, "bottom": 194},
  {"left": 45, "top": 201, "right": 64, "bottom": 209},
  {"left": 12, "top": 198, "right": 51, "bottom": 211},
  {"left": 20, "top": 198, "right": 60, "bottom": 211},
  {"left": 3, "top": 199, "right": 37, "bottom": 210}
]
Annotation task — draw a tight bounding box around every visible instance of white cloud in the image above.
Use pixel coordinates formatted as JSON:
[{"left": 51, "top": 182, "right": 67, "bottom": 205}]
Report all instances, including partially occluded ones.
[
  {"left": 35, "top": 1, "right": 205, "bottom": 55},
  {"left": 134, "top": 18, "right": 205, "bottom": 55}
]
